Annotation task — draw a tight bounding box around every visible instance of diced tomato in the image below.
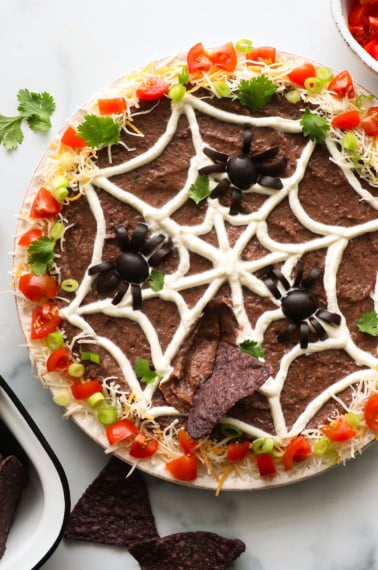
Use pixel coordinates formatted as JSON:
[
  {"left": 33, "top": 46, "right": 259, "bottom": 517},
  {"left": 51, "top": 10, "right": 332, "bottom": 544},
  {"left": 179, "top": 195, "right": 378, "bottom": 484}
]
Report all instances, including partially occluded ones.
[
  {"left": 165, "top": 454, "right": 198, "bottom": 481},
  {"left": 187, "top": 42, "right": 212, "bottom": 74},
  {"left": 348, "top": 1, "right": 378, "bottom": 47},
  {"left": 129, "top": 432, "right": 159, "bottom": 458},
  {"left": 360, "top": 105, "right": 378, "bottom": 136},
  {"left": 19, "top": 273, "right": 59, "bottom": 302},
  {"left": 328, "top": 70, "right": 355, "bottom": 99},
  {"left": 331, "top": 110, "right": 361, "bottom": 129},
  {"left": 47, "top": 346, "right": 71, "bottom": 372},
  {"left": 208, "top": 42, "right": 237, "bottom": 72},
  {"left": 136, "top": 78, "right": 169, "bottom": 101},
  {"left": 71, "top": 379, "right": 103, "bottom": 400},
  {"left": 364, "top": 393, "right": 378, "bottom": 432},
  {"left": 31, "top": 303, "right": 61, "bottom": 339},
  {"left": 98, "top": 97, "right": 127, "bottom": 115},
  {"left": 30, "top": 187, "right": 61, "bottom": 219},
  {"left": 246, "top": 46, "right": 276, "bottom": 65},
  {"left": 18, "top": 228, "right": 43, "bottom": 246},
  {"left": 255, "top": 453, "right": 277, "bottom": 477},
  {"left": 364, "top": 38, "right": 378, "bottom": 60},
  {"left": 61, "top": 126, "right": 87, "bottom": 148},
  {"left": 283, "top": 435, "right": 312, "bottom": 471},
  {"left": 226, "top": 441, "right": 250, "bottom": 463},
  {"left": 106, "top": 418, "right": 139, "bottom": 446},
  {"left": 178, "top": 429, "right": 198, "bottom": 455},
  {"left": 348, "top": 4, "right": 369, "bottom": 27},
  {"left": 321, "top": 416, "right": 357, "bottom": 442},
  {"left": 287, "top": 62, "right": 317, "bottom": 88}
]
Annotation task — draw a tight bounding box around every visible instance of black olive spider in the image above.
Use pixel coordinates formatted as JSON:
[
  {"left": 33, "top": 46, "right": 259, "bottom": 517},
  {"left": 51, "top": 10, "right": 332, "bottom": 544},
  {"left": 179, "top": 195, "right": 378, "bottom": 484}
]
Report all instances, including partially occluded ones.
[
  {"left": 198, "top": 125, "right": 287, "bottom": 215},
  {"left": 88, "top": 222, "right": 173, "bottom": 310},
  {"left": 262, "top": 259, "right": 341, "bottom": 349}
]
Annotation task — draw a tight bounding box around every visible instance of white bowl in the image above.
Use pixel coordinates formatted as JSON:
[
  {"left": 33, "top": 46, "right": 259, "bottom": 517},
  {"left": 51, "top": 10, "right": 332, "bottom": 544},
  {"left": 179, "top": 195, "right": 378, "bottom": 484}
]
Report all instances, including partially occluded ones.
[
  {"left": 0, "top": 376, "right": 70, "bottom": 570},
  {"left": 330, "top": 0, "right": 378, "bottom": 74}
]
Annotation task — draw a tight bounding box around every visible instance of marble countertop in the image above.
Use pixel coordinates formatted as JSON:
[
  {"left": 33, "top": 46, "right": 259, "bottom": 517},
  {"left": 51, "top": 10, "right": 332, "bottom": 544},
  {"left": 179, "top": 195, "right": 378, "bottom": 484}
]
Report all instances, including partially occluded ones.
[{"left": 1, "top": 1, "right": 378, "bottom": 568}]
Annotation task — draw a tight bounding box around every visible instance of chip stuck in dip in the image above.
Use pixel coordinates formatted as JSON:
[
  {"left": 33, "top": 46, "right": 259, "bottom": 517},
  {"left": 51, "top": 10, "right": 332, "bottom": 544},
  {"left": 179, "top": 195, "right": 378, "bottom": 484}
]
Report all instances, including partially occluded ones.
[{"left": 14, "top": 39, "right": 378, "bottom": 491}]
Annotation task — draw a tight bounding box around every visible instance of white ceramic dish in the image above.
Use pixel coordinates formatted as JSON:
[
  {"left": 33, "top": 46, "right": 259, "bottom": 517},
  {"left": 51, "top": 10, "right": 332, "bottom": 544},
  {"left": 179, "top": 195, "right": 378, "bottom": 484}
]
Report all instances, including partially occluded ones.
[
  {"left": 0, "top": 376, "right": 70, "bottom": 570},
  {"left": 330, "top": 0, "right": 378, "bottom": 74}
]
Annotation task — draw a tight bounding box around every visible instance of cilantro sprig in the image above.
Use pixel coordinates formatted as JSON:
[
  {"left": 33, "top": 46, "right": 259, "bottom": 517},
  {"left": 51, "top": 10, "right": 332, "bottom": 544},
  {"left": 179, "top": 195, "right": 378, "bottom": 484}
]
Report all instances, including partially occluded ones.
[
  {"left": 189, "top": 174, "right": 210, "bottom": 205},
  {"left": 27, "top": 236, "right": 55, "bottom": 275},
  {"left": 77, "top": 115, "right": 121, "bottom": 148},
  {"left": 357, "top": 310, "right": 378, "bottom": 337},
  {"left": 300, "top": 107, "right": 330, "bottom": 143},
  {"left": 149, "top": 269, "right": 165, "bottom": 292},
  {"left": 0, "top": 89, "right": 55, "bottom": 150},
  {"left": 134, "top": 358, "right": 162, "bottom": 384},
  {"left": 239, "top": 339, "right": 265, "bottom": 359},
  {"left": 237, "top": 76, "right": 277, "bottom": 113}
]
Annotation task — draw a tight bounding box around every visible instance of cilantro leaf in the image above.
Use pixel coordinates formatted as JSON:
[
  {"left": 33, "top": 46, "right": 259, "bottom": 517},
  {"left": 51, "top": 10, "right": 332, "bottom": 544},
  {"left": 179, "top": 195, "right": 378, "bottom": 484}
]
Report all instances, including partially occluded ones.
[
  {"left": 0, "top": 115, "right": 24, "bottom": 150},
  {"left": 77, "top": 115, "right": 121, "bottom": 148},
  {"left": 149, "top": 269, "right": 165, "bottom": 292},
  {"left": 134, "top": 358, "right": 161, "bottom": 384},
  {"left": 357, "top": 310, "right": 378, "bottom": 336},
  {"left": 239, "top": 339, "right": 265, "bottom": 359},
  {"left": 17, "top": 89, "right": 56, "bottom": 132},
  {"left": 27, "top": 236, "right": 55, "bottom": 275},
  {"left": 300, "top": 107, "right": 330, "bottom": 143},
  {"left": 189, "top": 174, "right": 210, "bottom": 205},
  {"left": 237, "top": 76, "right": 277, "bottom": 113}
]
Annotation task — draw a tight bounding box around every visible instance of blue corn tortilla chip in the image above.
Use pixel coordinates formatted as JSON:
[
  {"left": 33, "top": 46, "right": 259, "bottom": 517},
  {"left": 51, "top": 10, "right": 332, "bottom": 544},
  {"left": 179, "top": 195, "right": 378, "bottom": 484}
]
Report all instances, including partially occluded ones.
[
  {"left": 64, "top": 456, "right": 158, "bottom": 547},
  {"left": 0, "top": 455, "right": 29, "bottom": 558},
  {"left": 129, "top": 531, "right": 246, "bottom": 569}
]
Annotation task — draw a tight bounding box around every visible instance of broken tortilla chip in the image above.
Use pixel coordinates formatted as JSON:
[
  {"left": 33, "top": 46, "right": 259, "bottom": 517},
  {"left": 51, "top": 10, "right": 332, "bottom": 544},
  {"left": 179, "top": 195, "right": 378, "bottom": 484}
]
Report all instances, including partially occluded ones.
[{"left": 0, "top": 455, "right": 29, "bottom": 558}]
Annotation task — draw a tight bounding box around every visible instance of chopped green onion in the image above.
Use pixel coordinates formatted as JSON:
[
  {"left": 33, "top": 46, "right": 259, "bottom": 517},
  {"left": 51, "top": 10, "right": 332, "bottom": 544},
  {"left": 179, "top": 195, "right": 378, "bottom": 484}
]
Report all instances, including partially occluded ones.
[
  {"left": 68, "top": 362, "right": 85, "bottom": 378},
  {"left": 46, "top": 331, "right": 64, "bottom": 351},
  {"left": 97, "top": 406, "right": 118, "bottom": 426},
  {"left": 51, "top": 174, "right": 70, "bottom": 190},
  {"left": 304, "top": 77, "right": 323, "bottom": 94},
  {"left": 285, "top": 89, "right": 301, "bottom": 104},
  {"left": 323, "top": 449, "right": 339, "bottom": 467},
  {"left": 80, "top": 351, "right": 101, "bottom": 364},
  {"left": 236, "top": 38, "right": 253, "bottom": 53},
  {"left": 52, "top": 389, "right": 71, "bottom": 407},
  {"left": 316, "top": 66, "right": 334, "bottom": 84},
  {"left": 313, "top": 437, "right": 332, "bottom": 455},
  {"left": 213, "top": 81, "right": 232, "bottom": 99},
  {"left": 355, "top": 93, "right": 375, "bottom": 110},
  {"left": 345, "top": 411, "right": 360, "bottom": 428},
  {"left": 59, "top": 151, "right": 75, "bottom": 168},
  {"left": 168, "top": 83, "right": 186, "bottom": 103},
  {"left": 219, "top": 423, "right": 243, "bottom": 439},
  {"left": 61, "top": 278, "right": 79, "bottom": 292},
  {"left": 53, "top": 186, "right": 69, "bottom": 201},
  {"left": 252, "top": 437, "right": 277, "bottom": 454},
  {"left": 178, "top": 65, "right": 189, "bottom": 85},
  {"left": 50, "top": 222, "right": 65, "bottom": 240},
  {"left": 88, "top": 392, "right": 105, "bottom": 407},
  {"left": 342, "top": 132, "right": 358, "bottom": 151}
]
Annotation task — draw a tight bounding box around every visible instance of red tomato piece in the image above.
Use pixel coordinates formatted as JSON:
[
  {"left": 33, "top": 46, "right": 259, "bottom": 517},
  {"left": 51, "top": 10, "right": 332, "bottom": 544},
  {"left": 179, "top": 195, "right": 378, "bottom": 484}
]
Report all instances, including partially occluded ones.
[
  {"left": 71, "top": 379, "right": 103, "bottom": 400},
  {"left": 165, "top": 454, "right": 198, "bottom": 481},
  {"left": 328, "top": 70, "right": 355, "bottom": 99},
  {"left": 287, "top": 62, "right": 317, "bottom": 88},
  {"left": 283, "top": 435, "right": 312, "bottom": 471},
  {"left": 61, "top": 126, "right": 87, "bottom": 148},
  {"left": 364, "top": 393, "right": 378, "bottom": 432},
  {"left": 106, "top": 418, "right": 139, "bottom": 446},
  {"left": 30, "top": 187, "right": 61, "bottom": 219},
  {"left": 255, "top": 453, "right": 277, "bottom": 477},
  {"left": 209, "top": 42, "right": 237, "bottom": 72},
  {"left": 360, "top": 106, "right": 378, "bottom": 136},
  {"left": 18, "top": 228, "right": 43, "bottom": 246},
  {"left": 246, "top": 46, "right": 277, "bottom": 65},
  {"left": 98, "top": 97, "right": 127, "bottom": 115},
  {"left": 129, "top": 432, "right": 159, "bottom": 458},
  {"left": 321, "top": 416, "right": 357, "bottom": 442},
  {"left": 331, "top": 110, "right": 361, "bottom": 129},
  {"left": 227, "top": 441, "right": 250, "bottom": 463},
  {"left": 187, "top": 42, "right": 212, "bottom": 74},
  {"left": 136, "top": 78, "right": 169, "bottom": 101},
  {"left": 178, "top": 429, "right": 198, "bottom": 455},
  {"left": 47, "top": 346, "right": 71, "bottom": 372},
  {"left": 348, "top": 4, "right": 369, "bottom": 27},
  {"left": 364, "top": 38, "right": 378, "bottom": 59},
  {"left": 19, "top": 273, "right": 59, "bottom": 302},
  {"left": 31, "top": 303, "right": 61, "bottom": 339}
]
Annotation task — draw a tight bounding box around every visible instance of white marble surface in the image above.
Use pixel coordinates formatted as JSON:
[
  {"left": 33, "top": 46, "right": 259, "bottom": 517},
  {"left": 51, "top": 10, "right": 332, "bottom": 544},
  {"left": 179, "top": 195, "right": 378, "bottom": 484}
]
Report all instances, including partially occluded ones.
[{"left": 1, "top": 0, "right": 378, "bottom": 568}]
